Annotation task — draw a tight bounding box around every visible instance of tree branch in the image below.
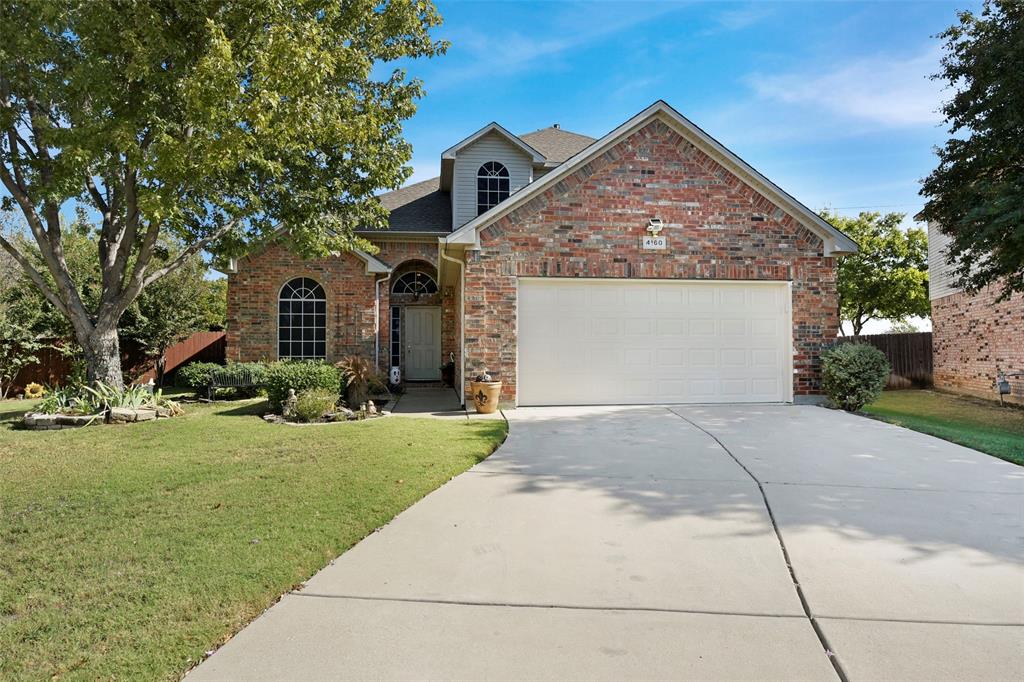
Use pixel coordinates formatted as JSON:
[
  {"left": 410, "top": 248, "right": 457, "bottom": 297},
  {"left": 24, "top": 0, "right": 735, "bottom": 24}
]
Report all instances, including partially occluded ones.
[
  {"left": 0, "top": 232, "right": 70, "bottom": 318},
  {"left": 143, "top": 219, "right": 238, "bottom": 289}
]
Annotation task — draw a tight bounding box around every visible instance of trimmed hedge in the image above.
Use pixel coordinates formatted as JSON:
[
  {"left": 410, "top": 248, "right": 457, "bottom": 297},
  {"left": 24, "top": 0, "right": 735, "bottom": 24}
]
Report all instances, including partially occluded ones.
[
  {"left": 176, "top": 362, "right": 221, "bottom": 389},
  {"left": 822, "top": 343, "right": 890, "bottom": 411},
  {"left": 176, "top": 361, "right": 267, "bottom": 397},
  {"left": 264, "top": 361, "right": 341, "bottom": 411}
]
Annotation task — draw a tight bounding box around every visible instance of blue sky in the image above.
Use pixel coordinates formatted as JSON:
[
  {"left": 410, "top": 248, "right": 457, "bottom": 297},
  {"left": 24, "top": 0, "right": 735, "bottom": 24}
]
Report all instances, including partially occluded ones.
[{"left": 396, "top": 0, "right": 976, "bottom": 229}]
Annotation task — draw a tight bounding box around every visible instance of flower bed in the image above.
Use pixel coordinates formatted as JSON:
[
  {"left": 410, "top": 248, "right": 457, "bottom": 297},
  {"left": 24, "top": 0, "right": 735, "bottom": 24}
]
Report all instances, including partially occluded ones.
[{"left": 23, "top": 382, "right": 183, "bottom": 430}]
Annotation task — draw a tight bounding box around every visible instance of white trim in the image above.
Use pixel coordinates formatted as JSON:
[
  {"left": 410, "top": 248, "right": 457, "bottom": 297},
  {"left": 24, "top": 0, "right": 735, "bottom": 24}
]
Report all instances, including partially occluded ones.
[
  {"left": 446, "top": 100, "right": 858, "bottom": 256},
  {"left": 441, "top": 122, "right": 545, "bottom": 163},
  {"left": 354, "top": 249, "right": 391, "bottom": 275}
]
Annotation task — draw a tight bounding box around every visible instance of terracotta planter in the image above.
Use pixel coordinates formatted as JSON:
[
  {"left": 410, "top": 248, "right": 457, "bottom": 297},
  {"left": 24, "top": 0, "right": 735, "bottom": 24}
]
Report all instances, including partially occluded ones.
[{"left": 470, "top": 381, "right": 502, "bottom": 414}]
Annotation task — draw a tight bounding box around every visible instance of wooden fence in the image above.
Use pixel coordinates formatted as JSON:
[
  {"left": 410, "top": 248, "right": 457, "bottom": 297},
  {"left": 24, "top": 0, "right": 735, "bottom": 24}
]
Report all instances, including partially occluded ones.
[
  {"left": 9, "top": 330, "right": 226, "bottom": 391},
  {"left": 838, "top": 331, "right": 933, "bottom": 389}
]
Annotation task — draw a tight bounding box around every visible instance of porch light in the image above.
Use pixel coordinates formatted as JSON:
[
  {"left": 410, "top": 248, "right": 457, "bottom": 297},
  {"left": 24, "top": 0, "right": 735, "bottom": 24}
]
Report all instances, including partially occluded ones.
[{"left": 647, "top": 218, "right": 664, "bottom": 234}]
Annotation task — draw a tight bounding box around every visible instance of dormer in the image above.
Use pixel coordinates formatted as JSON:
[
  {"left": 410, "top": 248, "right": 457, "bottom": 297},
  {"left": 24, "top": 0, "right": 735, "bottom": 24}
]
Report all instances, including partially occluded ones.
[{"left": 440, "top": 123, "right": 545, "bottom": 230}]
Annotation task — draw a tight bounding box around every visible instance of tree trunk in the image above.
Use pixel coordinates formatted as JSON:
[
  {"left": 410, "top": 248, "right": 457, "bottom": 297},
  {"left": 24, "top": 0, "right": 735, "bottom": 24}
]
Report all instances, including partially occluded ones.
[{"left": 82, "top": 326, "right": 124, "bottom": 388}]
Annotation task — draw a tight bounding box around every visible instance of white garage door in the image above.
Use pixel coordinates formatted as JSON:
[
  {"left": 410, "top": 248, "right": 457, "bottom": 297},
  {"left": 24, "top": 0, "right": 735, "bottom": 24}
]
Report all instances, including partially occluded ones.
[{"left": 518, "top": 279, "right": 792, "bottom": 406}]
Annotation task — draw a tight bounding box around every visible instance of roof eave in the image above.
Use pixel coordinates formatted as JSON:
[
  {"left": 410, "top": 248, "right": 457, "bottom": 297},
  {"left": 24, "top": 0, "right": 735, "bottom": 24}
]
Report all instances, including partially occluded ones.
[{"left": 446, "top": 100, "right": 859, "bottom": 255}]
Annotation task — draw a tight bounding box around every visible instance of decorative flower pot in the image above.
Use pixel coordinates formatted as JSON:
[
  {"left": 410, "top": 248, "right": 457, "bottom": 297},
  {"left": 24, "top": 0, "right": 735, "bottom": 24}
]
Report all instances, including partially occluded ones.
[{"left": 470, "top": 381, "right": 502, "bottom": 414}]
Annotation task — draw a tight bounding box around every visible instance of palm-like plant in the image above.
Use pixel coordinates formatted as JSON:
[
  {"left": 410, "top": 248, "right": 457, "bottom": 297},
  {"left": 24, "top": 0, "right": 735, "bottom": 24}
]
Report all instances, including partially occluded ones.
[{"left": 336, "top": 355, "right": 387, "bottom": 407}]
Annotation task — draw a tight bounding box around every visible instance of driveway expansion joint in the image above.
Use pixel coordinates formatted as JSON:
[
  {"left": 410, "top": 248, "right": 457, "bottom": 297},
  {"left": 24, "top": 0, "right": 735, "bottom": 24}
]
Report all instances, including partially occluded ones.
[
  {"left": 288, "top": 591, "right": 810, "bottom": 620},
  {"left": 668, "top": 408, "right": 850, "bottom": 682}
]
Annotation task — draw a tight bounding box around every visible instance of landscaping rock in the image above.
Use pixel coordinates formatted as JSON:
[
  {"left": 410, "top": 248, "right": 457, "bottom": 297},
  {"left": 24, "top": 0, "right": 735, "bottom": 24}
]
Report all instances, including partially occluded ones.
[
  {"left": 110, "top": 407, "right": 136, "bottom": 423},
  {"left": 56, "top": 414, "right": 100, "bottom": 427},
  {"left": 24, "top": 413, "right": 57, "bottom": 428},
  {"left": 134, "top": 409, "right": 157, "bottom": 422}
]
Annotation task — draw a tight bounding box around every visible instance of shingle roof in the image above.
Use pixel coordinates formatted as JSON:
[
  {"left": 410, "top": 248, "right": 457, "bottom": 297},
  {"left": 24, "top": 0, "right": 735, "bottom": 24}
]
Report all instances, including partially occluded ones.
[
  {"left": 366, "top": 177, "right": 451, "bottom": 234},
  {"left": 368, "top": 126, "right": 595, "bottom": 235},
  {"left": 520, "top": 126, "right": 596, "bottom": 162}
]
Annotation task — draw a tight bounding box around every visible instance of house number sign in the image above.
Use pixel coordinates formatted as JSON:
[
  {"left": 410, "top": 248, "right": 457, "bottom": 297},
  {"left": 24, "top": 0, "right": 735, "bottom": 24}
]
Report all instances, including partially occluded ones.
[{"left": 641, "top": 234, "right": 667, "bottom": 250}]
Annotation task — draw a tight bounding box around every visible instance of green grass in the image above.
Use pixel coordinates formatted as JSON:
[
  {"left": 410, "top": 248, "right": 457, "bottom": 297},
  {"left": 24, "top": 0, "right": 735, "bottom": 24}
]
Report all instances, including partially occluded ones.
[
  {"left": 863, "top": 390, "right": 1024, "bottom": 465},
  {"left": 0, "top": 399, "right": 506, "bottom": 680}
]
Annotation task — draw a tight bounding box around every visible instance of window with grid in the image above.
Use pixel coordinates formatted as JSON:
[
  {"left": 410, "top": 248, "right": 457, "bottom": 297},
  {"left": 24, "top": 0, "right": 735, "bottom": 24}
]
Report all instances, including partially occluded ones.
[
  {"left": 391, "top": 271, "right": 438, "bottom": 296},
  {"left": 476, "top": 161, "right": 510, "bottom": 215},
  {"left": 278, "top": 277, "right": 326, "bottom": 360},
  {"left": 390, "top": 306, "right": 401, "bottom": 368}
]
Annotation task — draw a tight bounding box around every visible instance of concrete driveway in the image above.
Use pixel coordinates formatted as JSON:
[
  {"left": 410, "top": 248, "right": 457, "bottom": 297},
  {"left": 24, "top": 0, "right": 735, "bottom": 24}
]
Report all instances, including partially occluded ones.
[{"left": 190, "top": 405, "right": 1024, "bottom": 681}]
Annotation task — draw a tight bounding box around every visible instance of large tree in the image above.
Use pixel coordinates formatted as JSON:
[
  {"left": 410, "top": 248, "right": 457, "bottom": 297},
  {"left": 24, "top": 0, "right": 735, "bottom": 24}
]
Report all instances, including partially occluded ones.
[
  {"left": 823, "top": 211, "right": 930, "bottom": 336},
  {"left": 919, "top": 0, "right": 1024, "bottom": 299},
  {"left": 0, "top": 1, "right": 445, "bottom": 387}
]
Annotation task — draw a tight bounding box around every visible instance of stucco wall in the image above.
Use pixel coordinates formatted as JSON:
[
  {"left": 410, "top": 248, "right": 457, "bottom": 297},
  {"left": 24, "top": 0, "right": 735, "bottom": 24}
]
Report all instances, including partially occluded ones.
[{"left": 462, "top": 119, "right": 838, "bottom": 403}]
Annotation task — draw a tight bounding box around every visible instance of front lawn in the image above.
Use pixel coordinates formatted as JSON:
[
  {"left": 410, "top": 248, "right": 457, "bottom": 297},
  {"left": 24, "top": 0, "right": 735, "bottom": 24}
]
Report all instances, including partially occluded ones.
[
  {"left": 0, "top": 399, "right": 506, "bottom": 680},
  {"left": 863, "top": 390, "right": 1024, "bottom": 465}
]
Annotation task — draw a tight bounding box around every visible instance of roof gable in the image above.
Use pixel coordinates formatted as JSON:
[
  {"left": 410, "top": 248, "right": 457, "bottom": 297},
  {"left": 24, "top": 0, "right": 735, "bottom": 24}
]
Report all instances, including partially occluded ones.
[
  {"left": 441, "top": 122, "right": 545, "bottom": 163},
  {"left": 446, "top": 101, "right": 858, "bottom": 256}
]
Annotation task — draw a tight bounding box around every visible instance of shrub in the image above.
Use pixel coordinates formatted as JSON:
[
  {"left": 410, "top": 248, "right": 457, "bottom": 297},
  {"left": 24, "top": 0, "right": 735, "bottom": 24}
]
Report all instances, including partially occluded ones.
[
  {"left": 176, "top": 362, "right": 221, "bottom": 389},
  {"left": 176, "top": 361, "right": 267, "bottom": 397},
  {"left": 337, "top": 355, "right": 388, "bottom": 407},
  {"left": 264, "top": 361, "right": 340, "bottom": 411},
  {"left": 822, "top": 343, "right": 890, "bottom": 411},
  {"left": 291, "top": 388, "right": 338, "bottom": 423}
]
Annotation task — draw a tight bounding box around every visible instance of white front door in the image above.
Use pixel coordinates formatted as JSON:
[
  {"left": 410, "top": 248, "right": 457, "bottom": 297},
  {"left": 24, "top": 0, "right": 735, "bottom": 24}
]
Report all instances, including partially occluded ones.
[
  {"left": 517, "top": 279, "right": 792, "bottom": 406},
  {"left": 405, "top": 306, "right": 441, "bottom": 380}
]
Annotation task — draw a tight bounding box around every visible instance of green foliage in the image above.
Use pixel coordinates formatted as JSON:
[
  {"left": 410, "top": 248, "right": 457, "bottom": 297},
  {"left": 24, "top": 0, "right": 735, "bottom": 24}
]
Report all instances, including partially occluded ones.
[
  {"left": 264, "top": 361, "right": 341, "bottom": 411},
  {"left": 81, "top": 381, "right": 154, "bottom": 411},
  {"left": 886, "top": 319, "right": 921, "bottom": 334},
  {"left": 920, "top": 1, "right": 1024, "bottom": 298},
  {"left": 822, "top": 344, "right": 891, "bottom": 412},
  {"left": 823, "top": 211, "right": 930, "bottom": 336},
  {"left": 176, "top": 362, "right": 222, "bottom": 390},
  {"left": 36, "top": 385, "right": 92, "bottom": 415},
  {"left": 0, "top": 1, "right": 446, "bottom": 385},
  {"left": 291, "top": 389, "right": 338, "bottom": 423},
  {"left": 36, "top": 381, "right": 181, "bottom": 415},
  {"left": 337, "top": 354, "right": 388, "bottom": 407}
]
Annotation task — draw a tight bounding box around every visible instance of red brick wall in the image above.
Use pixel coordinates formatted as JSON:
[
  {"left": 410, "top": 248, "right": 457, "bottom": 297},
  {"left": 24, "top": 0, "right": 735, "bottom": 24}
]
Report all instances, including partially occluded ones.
[
  {"left": 227, "top": 239, "right": 457, "bottom": 373},
  {"left": 932, "top": 286, "right": 1024, "bottom": 405},
  {"left": 227, "top": 244, "right": 382, "bottom": 364},
  {"left": 464, "top": 119, "right": 839, "bottom": 403}
]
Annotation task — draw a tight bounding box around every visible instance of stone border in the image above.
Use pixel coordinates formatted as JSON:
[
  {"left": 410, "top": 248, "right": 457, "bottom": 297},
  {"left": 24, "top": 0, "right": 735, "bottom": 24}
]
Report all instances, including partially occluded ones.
[{"left": 23, "top": 406, "right": 177, "bottom": 430}]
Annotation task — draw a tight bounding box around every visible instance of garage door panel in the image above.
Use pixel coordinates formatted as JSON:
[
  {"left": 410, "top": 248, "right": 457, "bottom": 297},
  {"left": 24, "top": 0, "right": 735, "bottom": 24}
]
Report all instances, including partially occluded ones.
[{"left": 518, "top": 279, "right": 791, "bottom": 406}]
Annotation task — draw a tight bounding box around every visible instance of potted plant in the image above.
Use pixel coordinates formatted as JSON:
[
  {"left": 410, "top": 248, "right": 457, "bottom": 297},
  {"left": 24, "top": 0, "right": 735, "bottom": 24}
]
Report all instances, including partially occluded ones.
[{"left": 469, "top": 371, "right": 502, "bottom": 414}]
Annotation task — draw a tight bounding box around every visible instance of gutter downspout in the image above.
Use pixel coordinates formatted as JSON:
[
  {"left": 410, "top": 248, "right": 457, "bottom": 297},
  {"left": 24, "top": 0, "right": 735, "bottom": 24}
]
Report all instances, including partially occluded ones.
[{"left": 439, "top": 243, "right": 465, "bottom": 407}]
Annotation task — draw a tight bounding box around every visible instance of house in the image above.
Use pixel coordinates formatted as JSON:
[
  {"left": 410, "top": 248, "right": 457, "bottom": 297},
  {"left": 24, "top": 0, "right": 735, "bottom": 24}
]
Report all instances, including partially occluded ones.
[
  {"left": 225, "top": 100, "right": 858, "bottom": 406},
  {"left": 927, "top": 224, "right": 1023, "bottom": 405}
]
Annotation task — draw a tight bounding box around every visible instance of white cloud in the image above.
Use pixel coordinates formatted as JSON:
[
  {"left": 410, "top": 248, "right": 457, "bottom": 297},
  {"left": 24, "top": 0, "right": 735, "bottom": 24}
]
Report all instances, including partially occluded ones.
[
  {"left": 706, "top": 4, "right": 773, "bottom": 33},
  {"left": 749, "top": 47, "right": 944, "bottom": 128},
  {"left": 425, "top": 3, "right": 684, "bottom": 91}
]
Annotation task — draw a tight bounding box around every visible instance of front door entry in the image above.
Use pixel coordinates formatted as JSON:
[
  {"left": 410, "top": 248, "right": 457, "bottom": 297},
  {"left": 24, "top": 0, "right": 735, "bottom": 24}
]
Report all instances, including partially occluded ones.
[{"left": 404, "top": 306, "right": 441, "bottom": 381}]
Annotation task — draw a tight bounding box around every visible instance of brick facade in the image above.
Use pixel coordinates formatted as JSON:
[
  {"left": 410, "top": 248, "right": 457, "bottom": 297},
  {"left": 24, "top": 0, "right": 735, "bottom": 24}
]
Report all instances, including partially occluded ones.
[
  {"left": 463, "top": 119, "right": 839, "bottom": 402},
  {"left": 932, "top": 286, "right": 1024, "bottom": 405},
  {"left": 227, "top": 240, "right": 456, "bottom": 373}
]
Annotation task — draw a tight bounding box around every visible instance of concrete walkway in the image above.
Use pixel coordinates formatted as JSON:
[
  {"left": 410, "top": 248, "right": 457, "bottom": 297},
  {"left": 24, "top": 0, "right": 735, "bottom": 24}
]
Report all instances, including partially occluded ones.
[{"left": 189, "top": 405, "right": 1024, "bottom": 681}]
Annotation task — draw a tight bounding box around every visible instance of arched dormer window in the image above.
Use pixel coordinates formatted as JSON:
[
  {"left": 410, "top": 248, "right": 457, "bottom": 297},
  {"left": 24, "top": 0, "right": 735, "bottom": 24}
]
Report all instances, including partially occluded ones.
[
  {"left": 278, "top": 277, "right": 326, "bottom": 360},
  {"left": 392, "top": 271, "right": 438, "bottom": 296},
  {"left": 477, "top": 161, "right": 510, "bottom": 215}
]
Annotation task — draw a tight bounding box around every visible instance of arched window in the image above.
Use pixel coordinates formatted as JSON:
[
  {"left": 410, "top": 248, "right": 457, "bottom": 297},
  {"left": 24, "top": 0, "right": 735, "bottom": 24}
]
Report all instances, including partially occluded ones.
[
  {"left": 477, "top": 161, "right": 510, "bottom": 215},
  {"left": 391, "top": 271, "right": 438, "bottom": 296},
  {"left": 278, "top": 277, "right": 326, "bottom": 360}
]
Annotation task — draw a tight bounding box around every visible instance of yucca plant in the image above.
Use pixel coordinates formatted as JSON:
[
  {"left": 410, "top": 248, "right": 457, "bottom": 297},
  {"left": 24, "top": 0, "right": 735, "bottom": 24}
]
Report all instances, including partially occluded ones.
[{"left": 336, "top": 355, "right": 387, "bottom": 407}]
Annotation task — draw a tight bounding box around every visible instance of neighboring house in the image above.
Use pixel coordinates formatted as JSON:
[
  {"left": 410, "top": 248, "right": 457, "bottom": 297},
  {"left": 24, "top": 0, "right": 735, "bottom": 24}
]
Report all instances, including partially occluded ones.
[
  {"left": 927, "top": 224, "right": 1023, "bottom": 405},
  {"left": 225, "top": 100, "right": 858, "bottom": 406}
]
